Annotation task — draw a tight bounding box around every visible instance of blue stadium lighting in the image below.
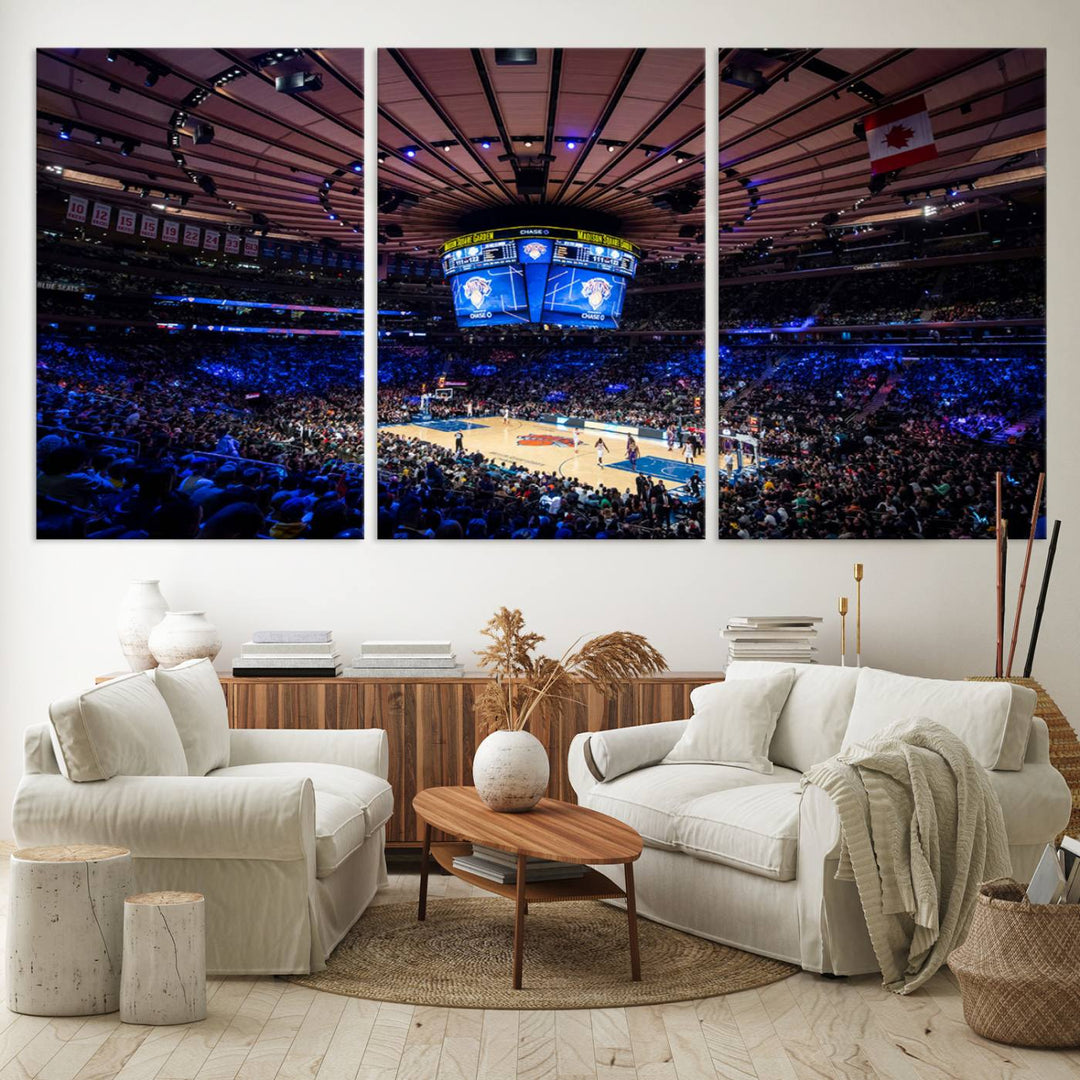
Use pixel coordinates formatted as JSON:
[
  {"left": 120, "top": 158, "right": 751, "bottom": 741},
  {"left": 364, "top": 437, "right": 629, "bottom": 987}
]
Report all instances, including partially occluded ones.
[
  {"left": 566, "top": 140, "right": 577, "bottom": 150},
  {"left": 405, "top": 148, "right": 417, "bottom": 158},
  {"left": 328, "top": 213, "right": 337, "bottom": 220},
  {"left": 480, "top": 140, "right": 491, "bottom": 150},
  {"left": 350, "top": 161, "right": 362, "bottom": 172},
  {"left": 59, "top": 125, "right": 72, "bottom": 140}
]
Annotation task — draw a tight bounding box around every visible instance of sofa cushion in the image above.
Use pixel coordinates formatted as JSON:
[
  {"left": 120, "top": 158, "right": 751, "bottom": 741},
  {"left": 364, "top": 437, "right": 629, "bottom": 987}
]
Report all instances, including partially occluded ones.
[
  {"left": 678, "top": 783, "right": 802, "bottom": 881},
  {"left": 725, "top": 661, "right": 858, "bottom": 772},
  {"left": 664, "top": 671, "right": 794, "bottom": 774},
  {"left": 49, "top": 672, "right": 187, "bottom": 782},
  {"left": 210, "top": 762, "right": 393, "bottom": 838},
  {"left": 586, "top": 720, "right": 688, "bottom": 782},
  {"left": 582, "top": 762, "right": 802, "bottom": 852},
  {"left": 843, "top": 668, "right": 1036, "bottom": 771},
  {"left": 311, "top": 792, "right": 369, "bottom": 878},
  {"left": 150, "top": 659, "right": 230, "bottom": 775}
]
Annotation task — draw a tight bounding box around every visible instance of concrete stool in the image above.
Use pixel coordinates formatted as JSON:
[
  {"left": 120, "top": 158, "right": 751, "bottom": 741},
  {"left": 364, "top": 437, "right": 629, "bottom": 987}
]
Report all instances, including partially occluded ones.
[
  {"left": 7, "top": 844, "right": 132, "bottom": 1015},
  {"left": 120, "top": 891, "right": 207, "bottom": 1025}
]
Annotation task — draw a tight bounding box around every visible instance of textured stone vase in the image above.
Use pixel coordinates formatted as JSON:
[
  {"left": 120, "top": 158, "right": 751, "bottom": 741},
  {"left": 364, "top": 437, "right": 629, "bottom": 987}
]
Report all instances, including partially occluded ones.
[
  {"left": 116, "top": 579, "right": 169, "bottom": 671},
  {"left": 472, "top": 729, "right": 550, "bottom": 812},
  {"left": 148, "top": 611, "right": 222, "bottom": 669}
]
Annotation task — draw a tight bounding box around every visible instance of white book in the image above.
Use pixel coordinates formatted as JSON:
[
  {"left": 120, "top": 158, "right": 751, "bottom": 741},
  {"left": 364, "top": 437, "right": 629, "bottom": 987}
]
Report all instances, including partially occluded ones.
[
  {"left": 723, "top": 628, "right": 819, "bottom": 640},
  {"left": 232, "top": 654, "right": 341, "bottom": 668},
  {"left": 252, "top": 630, "right": 333, "bottom": 644},
  {"left": 727, "top": 616, "right": 823, "bottom": 626},
  {"left": 348, "top": 655, "right": 459, "bottom": 668},
  {"left": 343, "top": 666, "right": 464, "bottom": 679},
  {"left": 360, "top": 640, "right": 453, "bottom": 657},
  {"left": 241, "top": 641, "right": 337, "bottom": 656},
  {"left": 1027, "top": 844, "right": 1067, "bottom": 904}
]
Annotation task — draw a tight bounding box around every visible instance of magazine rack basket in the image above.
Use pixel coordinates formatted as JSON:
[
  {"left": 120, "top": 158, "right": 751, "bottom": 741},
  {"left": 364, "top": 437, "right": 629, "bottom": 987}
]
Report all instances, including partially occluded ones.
[{"left": 949, "top": 879, "right": 1080, "bottom": 1047}]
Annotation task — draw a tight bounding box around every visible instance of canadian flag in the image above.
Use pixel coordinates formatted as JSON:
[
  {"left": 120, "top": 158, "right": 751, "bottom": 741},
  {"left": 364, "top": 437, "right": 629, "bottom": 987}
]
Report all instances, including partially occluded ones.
[{"left": 864, "top": 95, "right": 938, "bottom": 175}]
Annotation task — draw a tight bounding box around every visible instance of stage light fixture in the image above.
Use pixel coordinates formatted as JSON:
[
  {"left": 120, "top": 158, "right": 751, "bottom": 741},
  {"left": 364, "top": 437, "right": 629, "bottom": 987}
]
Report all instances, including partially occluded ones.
[
  {"left": 404, "top": 146, "right": 418, "bottom": 158},
  {"left": 607, "top": 144, "right": 615, "bottom": 153},
  {"left": 120, "top": 140, "right": 136, "bottom": 156},
  {"left": 192, "top": 123, "right": 215, "bottom": 145},
  {"left": 275, "top": 71, "right": 322, "bottom": 95},
  {"left": 481, "top": 140, "right": 491, "bottom": 150},
  {"left": 566, "top": 140, "right": 576, "bottom": 150},
  {"left": 349, "top": 160, "right": 363, "bottom": 172},
  {"left": 377, "top": 153, "right": 387, "bottom": 164},
  {"left": 58, "top": 124, "right": 72, "bottom": 140},
  {"left": 523, "top": 140, "right": 533, "bottom": 148},
  {"left": 145, "top": 71, "right": 159, "bottom": 88},
  {"left": 494, "top": 48, "right": 537, "bottom": 66},
  {"left": 94, "top": 134, "right": 103, "bottom": 146},
  {"left": 106, "top": 50, "right": 117, "bottom": 62}
]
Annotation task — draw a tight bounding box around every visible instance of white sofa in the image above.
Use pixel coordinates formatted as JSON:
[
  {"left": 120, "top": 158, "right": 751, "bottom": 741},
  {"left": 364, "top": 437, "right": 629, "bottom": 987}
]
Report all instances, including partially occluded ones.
[
  {"left": 568, "top": 663, "right": 1072, "bottom": 976},
  {"left": 12, "top": 661, "right": 392, "bottom": 975}
]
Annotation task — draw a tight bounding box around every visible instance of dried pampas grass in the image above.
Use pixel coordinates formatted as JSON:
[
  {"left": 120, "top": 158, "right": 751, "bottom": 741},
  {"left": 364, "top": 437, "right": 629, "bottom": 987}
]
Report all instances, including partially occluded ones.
[{"left": 475, "top": 607, "right": 666, "bottom": 734}]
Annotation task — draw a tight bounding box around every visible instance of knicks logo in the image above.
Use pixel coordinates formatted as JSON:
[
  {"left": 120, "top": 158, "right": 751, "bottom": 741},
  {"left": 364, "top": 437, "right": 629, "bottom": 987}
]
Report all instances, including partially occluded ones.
[
  {"left": 581, "top": 277, "right": 612, "bottom": 310},
  {"left": 517, "top": 434, "right": 575, "bottom": 447},
  {"left": 523, "top": 242, "right": 546, "bottom": 260},
  {"left": 462, "top": 276, "right": 492, "bottom": 309}
]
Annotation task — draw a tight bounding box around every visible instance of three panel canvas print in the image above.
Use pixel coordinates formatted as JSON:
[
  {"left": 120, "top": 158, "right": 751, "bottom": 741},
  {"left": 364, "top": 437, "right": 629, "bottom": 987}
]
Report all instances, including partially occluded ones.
[{"left": 36, "top": 47, "right": 1045, "bottom": 540}]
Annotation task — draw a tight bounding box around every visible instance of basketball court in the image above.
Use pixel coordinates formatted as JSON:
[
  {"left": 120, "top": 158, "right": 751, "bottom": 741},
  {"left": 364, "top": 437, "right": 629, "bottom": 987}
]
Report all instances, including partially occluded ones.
[{"left": 379, "top": 414, "right": 704, "bottom": 497}]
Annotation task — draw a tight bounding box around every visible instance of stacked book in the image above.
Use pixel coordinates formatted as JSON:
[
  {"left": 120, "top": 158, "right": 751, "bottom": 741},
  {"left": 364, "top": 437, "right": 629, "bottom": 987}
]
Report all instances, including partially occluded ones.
[
  {"left": 232, "top": 631, "right": 341, "bottom": 677},
  {"left": 344, "top": 641, "right": 464, "bottom": 679},
  {"left": 723, "top": 616, "right": 822, "bottom": 665},
  {"left": 452, "top": 844, "right": 587, "bottom": 885},
  {"left": 1027, "top": 836, "right": 1080, "bottom": 904}
]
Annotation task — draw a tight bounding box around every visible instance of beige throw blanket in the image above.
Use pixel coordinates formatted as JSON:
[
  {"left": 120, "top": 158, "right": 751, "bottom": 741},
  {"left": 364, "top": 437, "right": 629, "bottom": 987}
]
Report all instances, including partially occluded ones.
[{"left": 802, "top": 718, "right": 1011, "bottom": 994}]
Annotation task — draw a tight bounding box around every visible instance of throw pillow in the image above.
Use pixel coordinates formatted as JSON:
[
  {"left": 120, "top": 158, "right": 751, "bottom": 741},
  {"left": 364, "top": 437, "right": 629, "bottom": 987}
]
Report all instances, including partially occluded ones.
[
  {"left": 663, "top": 670, "right": 795, "bottom": 773},
  {"left": 151, "top": 658, "right": 231, "bottom": 775},
  {"left": 49, "top": 671, "right": 188, "bottom": 781}
]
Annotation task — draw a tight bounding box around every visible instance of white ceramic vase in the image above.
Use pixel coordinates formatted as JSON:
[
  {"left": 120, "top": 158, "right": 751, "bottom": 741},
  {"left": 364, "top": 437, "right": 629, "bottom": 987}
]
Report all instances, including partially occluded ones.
[
  {"left": 472, "top": 729, "right": 550, "bottom": 812},
  {"left": 116, "top": 580, "right": 169, "bottom": 672},
  {"left": 148, "top": 611, "right": 222, "bottom": 669}
]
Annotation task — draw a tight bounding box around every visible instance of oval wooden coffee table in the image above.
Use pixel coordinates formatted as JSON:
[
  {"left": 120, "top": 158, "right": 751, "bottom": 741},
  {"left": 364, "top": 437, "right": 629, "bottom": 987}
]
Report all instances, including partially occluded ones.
[{"left": 413, "top": 786, "right": 644, "bottom": 990}]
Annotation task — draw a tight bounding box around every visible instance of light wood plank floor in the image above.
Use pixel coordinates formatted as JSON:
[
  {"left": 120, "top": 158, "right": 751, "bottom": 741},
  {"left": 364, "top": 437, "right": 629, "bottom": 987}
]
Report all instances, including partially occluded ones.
[{"left": 1, "top": 856, "right": 1077, "bottom": 1080}]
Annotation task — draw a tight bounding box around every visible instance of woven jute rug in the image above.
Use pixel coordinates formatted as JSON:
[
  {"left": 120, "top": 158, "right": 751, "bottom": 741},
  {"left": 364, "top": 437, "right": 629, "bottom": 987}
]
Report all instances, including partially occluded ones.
[
  {"left": 288, "top": 898, "right": 796, "bottom": 1009},
  {"left": 969, "top": 677, "right": 1080, "bottom": 841}
]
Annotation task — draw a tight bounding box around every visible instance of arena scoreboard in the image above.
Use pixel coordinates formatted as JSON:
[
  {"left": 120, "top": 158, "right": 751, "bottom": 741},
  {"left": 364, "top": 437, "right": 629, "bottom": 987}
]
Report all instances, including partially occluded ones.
[{"left": 441, "top": 226, "right": 640, "bottom": 329}]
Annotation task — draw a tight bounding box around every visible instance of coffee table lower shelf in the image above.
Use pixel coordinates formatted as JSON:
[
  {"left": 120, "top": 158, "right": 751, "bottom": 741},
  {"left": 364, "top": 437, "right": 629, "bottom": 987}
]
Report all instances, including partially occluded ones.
[{"left": 430, "top": 842, "right": 627, "bottom": 903}]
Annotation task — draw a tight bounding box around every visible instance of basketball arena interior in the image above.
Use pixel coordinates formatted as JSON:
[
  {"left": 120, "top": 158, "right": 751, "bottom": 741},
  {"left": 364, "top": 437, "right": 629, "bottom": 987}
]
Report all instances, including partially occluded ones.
[{"left": 36, "top": 47, "right": 1045, "bottom": 541}]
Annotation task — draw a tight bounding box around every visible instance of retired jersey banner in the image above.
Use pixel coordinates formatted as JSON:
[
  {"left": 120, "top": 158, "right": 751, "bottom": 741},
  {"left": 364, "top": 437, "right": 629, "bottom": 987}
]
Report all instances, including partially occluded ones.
[
  {"left": 183, "top": 224, "right": 200, "bottom": 247},
  {"left": 66, "top": 194, "right": 89, "bottom": 223},
  {"left": 224, "top": 232, "right": 241, "bottom": 254},
  {"left": 116, "top": 208, "right": 137, "bottom": 235},
  {"left": 865, "top": 95, "right": 938, "bottom": 175},
  {"left": 161, "top": 219, "right": 180, "bottom": 244},
  {"left": 203, "top": 230, "right": 220, "bottom": 251},
  {"left": 140, "top": 214, "right": 159, "bottom": 240},
  {"left": 91, "top": 202, "right": 112, "bottom": 229},
  {"left": 243, "top": 236, "right": 259, "bottom": 257}
]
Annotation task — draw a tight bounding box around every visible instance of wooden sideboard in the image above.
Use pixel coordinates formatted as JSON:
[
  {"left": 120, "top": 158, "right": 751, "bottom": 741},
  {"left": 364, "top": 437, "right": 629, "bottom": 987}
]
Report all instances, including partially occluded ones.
[{"left": 220, "top": 671, "right": 722, "bottom": 848}]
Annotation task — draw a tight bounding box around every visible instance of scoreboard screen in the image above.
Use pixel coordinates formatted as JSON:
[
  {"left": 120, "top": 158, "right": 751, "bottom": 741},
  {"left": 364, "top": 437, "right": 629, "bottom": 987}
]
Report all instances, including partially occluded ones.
[{"left": 441, "top": 226, "right": 639, "bottom": 329}]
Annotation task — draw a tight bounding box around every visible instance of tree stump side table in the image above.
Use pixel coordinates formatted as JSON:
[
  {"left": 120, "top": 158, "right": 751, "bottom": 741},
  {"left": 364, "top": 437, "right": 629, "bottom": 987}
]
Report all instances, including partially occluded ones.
[
  {"left": 120, "top": 891, "right": 207, "bottom": 1026},
  {"left": 7, "top": 844, "right": 132, "bottom": 1016}
]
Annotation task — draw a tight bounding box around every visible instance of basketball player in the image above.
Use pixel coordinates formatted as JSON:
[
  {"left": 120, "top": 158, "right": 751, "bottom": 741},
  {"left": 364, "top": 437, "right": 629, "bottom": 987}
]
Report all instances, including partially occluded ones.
[
  {"left": 595, "top": 437, "right": 609, "bottom": 467},
  {"left": 502, "top": 405, "right": 510, "bottom": 425},
  {"left": 466, "top": 400, "right": 474, "bottom": 419},
  {"left": 573, "top": 427, "right": 582, "bottom": 453},
  {"left": 724, "top": 450, "right": 736, "bottom": 484},
  {"left": 684, "top": 439, "right": 695, "bottom": 466},
  {"left": 454, "top": 430, "right": 464, "bottom": 455},
  {"left": 626, "top": 434, "right": 639, "bottom": 472}
]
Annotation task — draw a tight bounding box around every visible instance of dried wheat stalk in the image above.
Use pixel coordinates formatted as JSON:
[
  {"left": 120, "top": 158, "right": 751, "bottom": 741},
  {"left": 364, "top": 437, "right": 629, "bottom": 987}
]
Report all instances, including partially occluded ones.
[{"left": 475, "top": 607, "right": 666, "bottom": 734}]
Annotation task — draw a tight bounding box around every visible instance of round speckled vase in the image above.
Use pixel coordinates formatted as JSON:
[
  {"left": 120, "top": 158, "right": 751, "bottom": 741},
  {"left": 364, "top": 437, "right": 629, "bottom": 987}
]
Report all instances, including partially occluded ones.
[
  {"left": 472, "top": 730, "right": 550, "bottom": 812},
  {"left": 148, "top": 611, "right": 222, "bottom": 669}
]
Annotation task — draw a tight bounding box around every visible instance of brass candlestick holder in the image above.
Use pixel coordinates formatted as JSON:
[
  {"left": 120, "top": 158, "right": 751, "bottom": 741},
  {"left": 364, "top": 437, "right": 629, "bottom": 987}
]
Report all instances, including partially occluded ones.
[
  {"left": 853, "top": 563, "right": 864, "bottom": 668},
  {"left": 838, "top": 596, "right": 849, "bottom": 666}
]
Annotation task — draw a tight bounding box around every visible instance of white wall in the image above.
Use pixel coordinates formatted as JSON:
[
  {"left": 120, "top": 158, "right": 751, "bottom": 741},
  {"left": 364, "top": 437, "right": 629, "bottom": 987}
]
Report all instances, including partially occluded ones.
[{"left": 2, "top": 0, "right": 1078, "bottom": 835}]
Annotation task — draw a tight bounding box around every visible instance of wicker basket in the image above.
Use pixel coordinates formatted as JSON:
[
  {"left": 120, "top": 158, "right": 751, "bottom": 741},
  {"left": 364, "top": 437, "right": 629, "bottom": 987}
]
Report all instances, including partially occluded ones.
[{"left": 949, "top": 879, "right": 1080, "bottom": 1048}]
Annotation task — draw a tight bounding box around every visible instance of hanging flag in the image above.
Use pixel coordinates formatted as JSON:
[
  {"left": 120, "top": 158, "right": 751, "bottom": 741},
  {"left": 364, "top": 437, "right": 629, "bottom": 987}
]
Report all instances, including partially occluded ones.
[
  {"left": 183, "top": 224, "right": 200, "bottom": 247},
  {"left": 66, "top": 195, "right": 89, "bottom": 223},
  {"left": 91, "top": 202, "right": 112, "bottom": 229},
  {"left": 140, "top": 214, "right": 159, "bottom": 240},
  {"left": 864, "top": 95, "right": 938, "bottom": 175},
  {"left": 161, "top": 219, "right": 180, "bottom": 244},
  {"left": 224, "top": 232, "right": 240, "bottom": 254},
  {"left": 116, "top": 208, "right": 137, "bottom": 234},
  {"left": 203, "top": 229, "right": 220, "bottom": 251},
  {"left": 243, "top": 237, "right": 259, "bottom": 257}
]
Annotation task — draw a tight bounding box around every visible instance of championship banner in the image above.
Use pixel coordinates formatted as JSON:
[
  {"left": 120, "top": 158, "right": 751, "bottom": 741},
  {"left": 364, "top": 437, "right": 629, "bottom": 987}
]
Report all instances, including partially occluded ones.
[
  {"left": 279, "top": 246, "right": 292, "bottom": 261},
  {"left": 66, "top": 195, "right": 89, "bottom": 223},
  {"left": 116, "top": 208, "right": 137, "bottom": 235},
  {"left": 161, "top": 219, "right": 180, "bottom": 244},
  {"left": 326, "top": 252, "right": 337, "bottom": 267},
  {"left": 183, "top": 224, "right": 200, "bottom": 247},
  {"left": 864, "top": 95, "right": 938, "bottom": 175},
  {"left": 203, "top": 230, "right": 220, "bottom": 252},
  {"left": 243, "top": 237, "right": 259, "bottom": 257},
  {"left": 224, "top": 232, "right": 240, "bottom": 254},
  {"left": 91, "top": 202, "right": 112, "bottom": 230},
  {"left": 140, "top": 214, "right": 159, "bottom": 240},
  {"left": 298, "top": 248, "right": 309, "bottom": 263}
]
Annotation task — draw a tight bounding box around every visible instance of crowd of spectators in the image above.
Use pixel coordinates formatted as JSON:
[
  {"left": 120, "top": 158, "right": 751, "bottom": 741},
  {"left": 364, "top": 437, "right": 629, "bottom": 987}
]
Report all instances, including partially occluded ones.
[
  {"left": 37, "top": 331, "right": 364, "bottom": 539},
  {"left": 716, "top": 347, "right": 1045, "bottom": 539}
]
